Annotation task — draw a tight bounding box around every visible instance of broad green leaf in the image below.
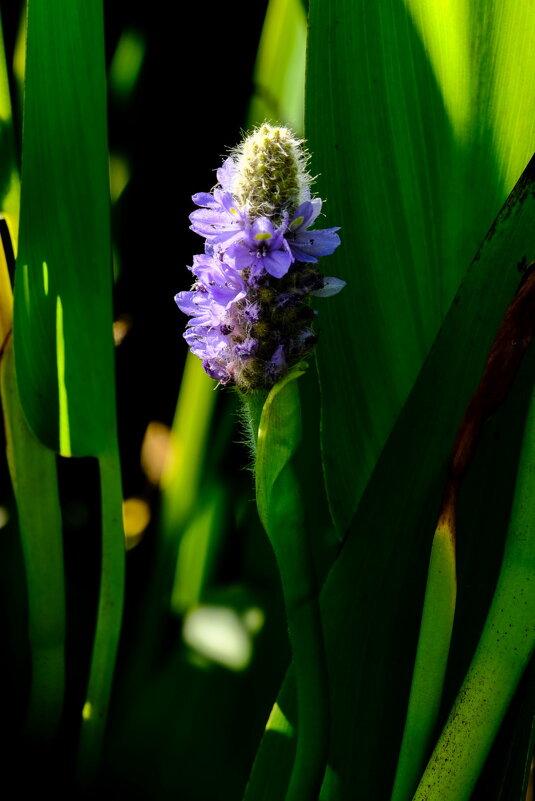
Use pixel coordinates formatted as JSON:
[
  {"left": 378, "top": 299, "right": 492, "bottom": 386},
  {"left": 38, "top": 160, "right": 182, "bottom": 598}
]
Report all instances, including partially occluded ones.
[
  {"left": 14, "top": 0, "right": 116, "bottom": 457},
  {"left": 244, "top": 152, "right": 535, "bottom": 801},
  {"left": 0, "top": 7, "right": 64, "bottom": 742},
  {"left": 10, "top": 1, "right": 125, "bottom": 779},
  {"left": 306, "top": 0, "right": 535, "bottom": 532}
]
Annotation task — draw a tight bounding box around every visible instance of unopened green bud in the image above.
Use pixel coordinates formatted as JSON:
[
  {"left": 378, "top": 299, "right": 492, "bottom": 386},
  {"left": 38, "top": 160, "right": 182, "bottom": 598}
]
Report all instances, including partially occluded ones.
[{"left": 232, "top": 123, "right": 312, "bottom": 221}]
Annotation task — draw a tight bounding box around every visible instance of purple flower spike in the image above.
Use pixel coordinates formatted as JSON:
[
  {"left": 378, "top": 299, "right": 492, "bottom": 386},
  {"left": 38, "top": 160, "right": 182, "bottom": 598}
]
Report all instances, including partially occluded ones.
[{"left": 175, "top": 123, "right": 345, "bottom": 391}]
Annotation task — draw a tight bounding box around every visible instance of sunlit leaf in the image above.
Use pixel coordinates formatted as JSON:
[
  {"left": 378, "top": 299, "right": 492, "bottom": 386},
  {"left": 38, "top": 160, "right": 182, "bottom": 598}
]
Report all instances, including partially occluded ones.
[
  {"left": 10, "top": 1, "right": 125, "bottom": 781},
  {"left": 14, "top": 0, "right": 116, "bottom": 457},
  {"left": 306, "top": 0, "right": 535, "bottom": 531},
  {"left": 1, "top": 338, "right": 65, "bottom": 738}
]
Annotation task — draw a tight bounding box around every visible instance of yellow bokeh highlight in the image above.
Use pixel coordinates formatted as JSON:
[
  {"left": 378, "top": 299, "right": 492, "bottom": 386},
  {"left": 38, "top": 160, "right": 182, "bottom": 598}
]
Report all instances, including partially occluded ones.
[
  {"left": 122, "top": 497, "right": 151, "bottom": 550},
  {"left": 109, "top": 153, "right": 131, "bottom": 203},
  {"left": 13, "top": 6, "right": 26, "bottom": 88},
  {"left": 0, "top": 506, "right": 9, "bottom": 529},
  {"left": 141, "top": 421, "right": 172, "bottom": 485},
  {"left": 112, "top": 314, "right": 132, "bottom": 347},
  {"left": 109, "top": 29, "right": 146, "bottom": 99}
]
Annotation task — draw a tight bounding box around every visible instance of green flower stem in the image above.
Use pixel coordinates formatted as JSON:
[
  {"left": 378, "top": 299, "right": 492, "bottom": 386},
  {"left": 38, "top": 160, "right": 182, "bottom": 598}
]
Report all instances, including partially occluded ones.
[
  {"left": 275, "top": 466, "right": 330, "bottom": 801},
  {"left": 240, "top": 388, "right": 268, "bottom": 457},
  {"left": 77, "top": 446, "right": 125, "bottom": 784},
  {"left": 1, "top": 336, "right": 65, "bottom": 739},
  {"left": 242, "top": 368, "right": 330, "bottom": 801},
  {"left": 412, "top": 383, "right": 535, "bottom": 801}
]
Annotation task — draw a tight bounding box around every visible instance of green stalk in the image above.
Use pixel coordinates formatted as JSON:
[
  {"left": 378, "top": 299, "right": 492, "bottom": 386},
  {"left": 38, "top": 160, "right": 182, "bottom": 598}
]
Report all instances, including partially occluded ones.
[
  {"left": 77, "top": 447, "right": 125, "bottom": 784},
  {"left": 278, "top": 473, "right": 330, "bottom": 801},
  {"left": 244, "top": 367, "right": 330, "bottom": 801},
  {"left": 412, "top": 383, "right": 535, "bottom": 801}
]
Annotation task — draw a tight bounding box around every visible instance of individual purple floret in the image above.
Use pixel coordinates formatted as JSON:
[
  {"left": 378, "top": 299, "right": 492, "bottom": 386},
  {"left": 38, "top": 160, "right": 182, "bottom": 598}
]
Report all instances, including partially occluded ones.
[
  {"left": 287, "top": 200, "right": 342, "bottom": 262},
  {"left": 175, "top": 124, "right": 345, "bottom": 392},
  {"left": 226, "top": 217, "right": 295, "bottom": 279}
]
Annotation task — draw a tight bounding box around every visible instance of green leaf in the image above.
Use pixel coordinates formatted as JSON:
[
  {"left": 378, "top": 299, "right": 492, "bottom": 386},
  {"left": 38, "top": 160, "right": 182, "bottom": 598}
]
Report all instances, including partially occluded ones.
[
  {"left": 390, "top": 517, "right": 456, "bottom": 801},
  {"left": 413, "top": 377, "right": 535, "bottom": 801},
  {"left": 473, "top": 659, "right": 535, "bottom": 801},
  {"left": 10, "top": 1, "right": 125, "bottom": 780},
  {"left": 306, "top": 0, "right": 535, "bottom": 532},
  {"left": 0, "top": 7, "right": 64, "bottom": 743},
  {"left": 13, "top": 0, "right": 116, "bottom": 457},
  {"left": 1, "top": 336, "right": 65, "bottom": 739}
]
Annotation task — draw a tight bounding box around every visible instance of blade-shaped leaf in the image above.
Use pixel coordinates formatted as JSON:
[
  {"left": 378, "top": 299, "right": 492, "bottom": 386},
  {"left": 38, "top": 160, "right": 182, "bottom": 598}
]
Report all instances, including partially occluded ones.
[
  {"left": 306, "top": 0, "right": 535, "bottom": 532},
  {"left": 10, "top": 2, "right": 125, "bottom": 780},
  {"left": 1, "top": 337, "right": 65, "bottom": 738},
  {"left": 0, "top": 6, "right": 64, "bottom": 743},
  {"left": 13, "top": 0, "right": 116, "bottom": 457}
]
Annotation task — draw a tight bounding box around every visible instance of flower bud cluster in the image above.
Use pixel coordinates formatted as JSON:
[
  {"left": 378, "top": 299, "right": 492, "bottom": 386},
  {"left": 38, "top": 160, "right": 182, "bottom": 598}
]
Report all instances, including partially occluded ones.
[{"left": 175, "top": 123, "right": 345, "bottom": 391}]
